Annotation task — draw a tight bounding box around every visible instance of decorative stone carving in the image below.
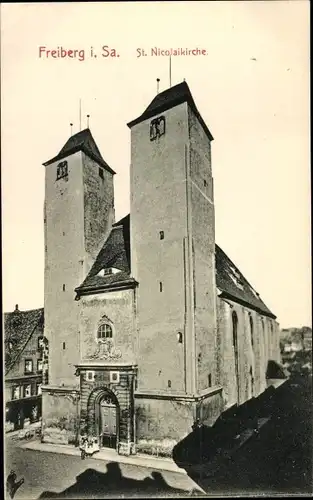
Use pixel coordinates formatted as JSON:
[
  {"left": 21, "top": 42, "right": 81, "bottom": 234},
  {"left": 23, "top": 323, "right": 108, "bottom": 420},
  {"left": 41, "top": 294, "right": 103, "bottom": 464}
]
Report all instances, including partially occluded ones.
[
  {"left": 64, "top": 393, "right": 80, "bottom": 404},
  {"left": 86, "top": 339, "right": 122, "bottom": 361}
]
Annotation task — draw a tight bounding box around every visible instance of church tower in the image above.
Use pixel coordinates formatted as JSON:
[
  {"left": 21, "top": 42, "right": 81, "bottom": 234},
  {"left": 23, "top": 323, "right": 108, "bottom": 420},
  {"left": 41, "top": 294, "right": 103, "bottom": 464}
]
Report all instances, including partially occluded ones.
[
  {"left": 43, "top": 129, "right": 115, "bottom": 388},
  {"left": 128, "top": 82, "right": 221, "bottom": 440}
]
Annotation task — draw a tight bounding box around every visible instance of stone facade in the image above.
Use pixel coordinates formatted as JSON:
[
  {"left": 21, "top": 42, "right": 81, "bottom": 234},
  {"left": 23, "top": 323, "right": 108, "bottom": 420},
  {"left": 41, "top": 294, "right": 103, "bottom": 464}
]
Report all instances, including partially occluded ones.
[
  {"left": 5, "top": 307, "right": 44, "bottom": 430},
  {"left": 83, "top": 153, "right": 115, "bottom": 266},
  {"left": 79, "top": 289, "right": 136, "bottom": 364},
  {"left": 41, "top": 386, "right": 79, "bottom": 444},
  {"left": 41, "top": 83, "right": 281, "bottom": 456},
  {"left": 77, "top": 365, "right": 137, "bottom": 455},
  {"left": 216, "top": 295, "right": 280, "bottom": 409},
  {"left": 42, "top": 135, "right": 115, "bottom": 443},
  {"left": 134, "top": 388, "right": 223, "bottom": 456}
]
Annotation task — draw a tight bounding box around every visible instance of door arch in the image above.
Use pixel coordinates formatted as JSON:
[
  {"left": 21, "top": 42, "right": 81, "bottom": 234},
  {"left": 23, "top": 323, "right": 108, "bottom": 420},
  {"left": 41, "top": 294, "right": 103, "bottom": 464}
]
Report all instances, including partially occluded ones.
[
  {"left": 87, "top": 388, "right": 119, "bottom": 450},
  {"left": 232, "top": 311, "right": 240, "bottom": 404}
]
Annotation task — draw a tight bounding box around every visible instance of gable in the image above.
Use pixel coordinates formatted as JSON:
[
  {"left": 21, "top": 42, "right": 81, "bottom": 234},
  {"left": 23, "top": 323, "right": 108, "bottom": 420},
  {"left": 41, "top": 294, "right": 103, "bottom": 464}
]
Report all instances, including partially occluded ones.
[{"left": 4, "top": 308, "right": 44, "bottom": 375}]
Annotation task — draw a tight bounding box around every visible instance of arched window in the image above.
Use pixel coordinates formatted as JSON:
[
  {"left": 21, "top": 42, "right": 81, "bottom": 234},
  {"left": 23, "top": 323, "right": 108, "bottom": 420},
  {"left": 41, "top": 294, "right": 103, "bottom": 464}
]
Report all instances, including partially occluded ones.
[
  {"left": 97, "top": 323, "right": 113, "bottom": 340},
  {"left": 232, "top": 311, "right": 238, "bottom": 350},
  {"left": 232, "top": 311, "right": 240, "bottom": 403},
  {"left": 249, "top": 314, "right": 254, "bottom": 348}
]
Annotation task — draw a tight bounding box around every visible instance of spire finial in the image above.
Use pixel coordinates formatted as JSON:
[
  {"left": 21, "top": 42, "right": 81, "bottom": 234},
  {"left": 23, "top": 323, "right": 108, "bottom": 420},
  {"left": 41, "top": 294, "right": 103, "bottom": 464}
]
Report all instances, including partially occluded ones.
[
  {"left": 87, "top": 114, "right": 90, "bottom": 128},
  {"left": 156, "top": 78, "right": 160, "bottom": 94},
  {"left": 70, "top": 123, "right": 73, "bottom": 136}
]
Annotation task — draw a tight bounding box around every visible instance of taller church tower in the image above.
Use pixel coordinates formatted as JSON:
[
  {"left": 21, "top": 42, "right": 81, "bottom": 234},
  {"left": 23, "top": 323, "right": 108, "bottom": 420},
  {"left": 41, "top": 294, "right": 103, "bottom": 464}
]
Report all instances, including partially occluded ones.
[
  {"left": 43, "top": 129, "right": 115, "bottom": 388},
  {"left": 128, "top": 82, "right": 222, "bottom": 440}
]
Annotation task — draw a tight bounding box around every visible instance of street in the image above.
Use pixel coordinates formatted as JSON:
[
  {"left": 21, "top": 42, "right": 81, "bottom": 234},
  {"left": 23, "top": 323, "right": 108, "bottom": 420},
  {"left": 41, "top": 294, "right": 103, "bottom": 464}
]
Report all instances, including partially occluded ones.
[{"left": 5, "top": 435, "right": 199, "bottom": 499}]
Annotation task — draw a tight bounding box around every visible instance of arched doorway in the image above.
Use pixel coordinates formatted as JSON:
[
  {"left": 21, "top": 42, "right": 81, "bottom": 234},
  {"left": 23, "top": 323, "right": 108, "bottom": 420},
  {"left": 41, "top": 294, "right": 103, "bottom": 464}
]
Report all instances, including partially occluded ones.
[
  {"left": 232, "top": 311, "right": 240, "bottom": 404},
  {"left": 88, "top": 389, "right": 119, "bottom": 450}
]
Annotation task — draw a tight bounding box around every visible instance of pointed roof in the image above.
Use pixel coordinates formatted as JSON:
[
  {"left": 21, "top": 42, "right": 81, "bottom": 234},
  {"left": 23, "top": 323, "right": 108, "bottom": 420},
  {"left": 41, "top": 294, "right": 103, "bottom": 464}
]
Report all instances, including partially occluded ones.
[
  {"left": 4, "top": 307, "right": 44, "bottom": 375},
  {"left": 43, "top": 128, "right": 116, "bottom": 174},
  {"left": 127, "top": 81, "right": 214, "bottom": 141}
]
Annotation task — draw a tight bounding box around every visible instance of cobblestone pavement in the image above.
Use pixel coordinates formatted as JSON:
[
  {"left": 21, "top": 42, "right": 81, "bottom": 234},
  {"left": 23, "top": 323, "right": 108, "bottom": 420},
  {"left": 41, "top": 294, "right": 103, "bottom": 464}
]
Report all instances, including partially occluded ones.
[{"left": 5, "top": 437, "right": 201, "bottom": 499}]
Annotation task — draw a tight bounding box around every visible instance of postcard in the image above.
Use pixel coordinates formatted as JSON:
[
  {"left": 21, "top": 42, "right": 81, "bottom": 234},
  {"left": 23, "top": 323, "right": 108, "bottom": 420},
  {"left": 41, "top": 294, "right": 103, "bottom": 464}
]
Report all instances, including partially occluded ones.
[{"left": 1, "top": 1, "right": 311, "bottom": 498}]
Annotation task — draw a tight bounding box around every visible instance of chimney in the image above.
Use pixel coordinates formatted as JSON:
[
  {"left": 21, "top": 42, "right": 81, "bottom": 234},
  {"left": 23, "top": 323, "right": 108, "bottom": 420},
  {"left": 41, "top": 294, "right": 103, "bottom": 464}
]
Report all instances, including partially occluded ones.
[{"left": 15, "top": 304, "right": 19, "bottom": 312}]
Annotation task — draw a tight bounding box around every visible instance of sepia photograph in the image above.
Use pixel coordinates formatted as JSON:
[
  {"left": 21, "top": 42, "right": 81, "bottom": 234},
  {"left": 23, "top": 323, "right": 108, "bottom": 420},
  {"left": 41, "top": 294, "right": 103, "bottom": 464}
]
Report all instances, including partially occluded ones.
[{"left": 1, "top": 1, "right": 311, "bottom": 498}]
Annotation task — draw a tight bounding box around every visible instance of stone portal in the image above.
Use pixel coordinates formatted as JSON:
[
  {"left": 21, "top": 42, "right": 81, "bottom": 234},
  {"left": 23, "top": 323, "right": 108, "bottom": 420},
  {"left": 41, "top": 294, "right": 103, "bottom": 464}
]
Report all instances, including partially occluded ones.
[{"left": 76, "top": 363, "right": 137, "bottom": 455}]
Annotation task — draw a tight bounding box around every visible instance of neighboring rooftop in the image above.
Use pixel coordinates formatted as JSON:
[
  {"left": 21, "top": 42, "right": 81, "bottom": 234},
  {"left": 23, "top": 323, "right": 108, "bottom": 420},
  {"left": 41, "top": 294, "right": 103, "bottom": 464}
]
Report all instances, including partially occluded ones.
[
  {"left": 76, "top": 214, "right": 276, "bottom": 318},
  {"left": 43, "top": 128, "right": 115, "bottom": 174},
  {"left": 4, "top": 306, "right": 44, "bottom": 375},
  {"left": 127, "top": 81, "right": 214, "bottom": 142}
]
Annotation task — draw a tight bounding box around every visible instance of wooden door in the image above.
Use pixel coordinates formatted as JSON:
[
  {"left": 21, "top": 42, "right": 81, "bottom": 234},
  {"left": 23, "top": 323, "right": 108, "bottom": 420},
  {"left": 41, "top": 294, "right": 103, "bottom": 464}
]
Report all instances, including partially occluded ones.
[{"left": 99, "top": 397, "right": 117, "bottom": 449}]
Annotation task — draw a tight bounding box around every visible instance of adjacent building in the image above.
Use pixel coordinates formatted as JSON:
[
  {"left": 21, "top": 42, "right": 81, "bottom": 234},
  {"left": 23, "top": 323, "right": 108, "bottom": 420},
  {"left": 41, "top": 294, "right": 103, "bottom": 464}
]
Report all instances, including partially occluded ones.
[
  {"left": 4, "top": 306, "right": 46, "bottom": 431},
  {"left": 40, "top": 81, "right": 281, "bottom": 455}
]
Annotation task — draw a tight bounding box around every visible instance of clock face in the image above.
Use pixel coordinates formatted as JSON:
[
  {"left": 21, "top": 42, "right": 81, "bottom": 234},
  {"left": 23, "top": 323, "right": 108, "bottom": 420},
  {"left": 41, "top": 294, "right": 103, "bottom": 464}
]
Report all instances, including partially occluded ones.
[
  {"left": 150, "top": 116, "right": 166, "bottom": 141},
  {"left": 56, "top": 160, "right": 68, "bottom": 180}
]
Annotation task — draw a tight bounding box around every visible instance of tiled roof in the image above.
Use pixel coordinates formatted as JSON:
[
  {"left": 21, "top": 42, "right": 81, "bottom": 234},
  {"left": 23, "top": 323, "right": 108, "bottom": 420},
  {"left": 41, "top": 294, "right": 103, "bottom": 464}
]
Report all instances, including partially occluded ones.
[
  {"left": 215, "top": 245, "right": 276, "bottom": 319},
  {"left": 76, "top": 214, "right": 276, "bottom": 318},
  {"left": 75, "top": 215, "right": 136, "bottom": 295},
  {"left": 43, "top": 128, "right": 116, "bottom": 174},
  {"left": 127, "top": 81, "right": 214, "bottom": 141},
  {"left": 4, "top": 308, "right": 44, "bottom": 375}
]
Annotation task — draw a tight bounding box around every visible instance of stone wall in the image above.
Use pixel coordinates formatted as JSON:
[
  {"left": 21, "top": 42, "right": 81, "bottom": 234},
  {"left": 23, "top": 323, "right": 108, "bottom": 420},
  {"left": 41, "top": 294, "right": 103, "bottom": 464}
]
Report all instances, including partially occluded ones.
[
  {"left": 216, "top": 295, "right": 279, "bottom": 409},
  {"left": 135, "top": 397, "right": 194, "bottom": 457},
  {"left": 188, "top": 107, "right": 216, "bottom": 393},
  {"left": 83, "top": 154, "right": 115, "bottom": 269},
  {"left": 44, "top": 150, "right": 115, "bottom": 388},
  {"left": 41, "top": 388, "right": 79, "bottom": 445},
  {"left": 134, "top": 388, "right": 223, "bottom": 457},
  {"left": 129, "top": 102, "right": 190, "bottom": 394},
  {"left": 44, "top": 151, "right": 84, "bottom": 387},
  {"left": 197, "top": 389, "right": 224, "bottom": 426},
  {"left": 80, "top": 289, "right": 136, "bottom": 365}
]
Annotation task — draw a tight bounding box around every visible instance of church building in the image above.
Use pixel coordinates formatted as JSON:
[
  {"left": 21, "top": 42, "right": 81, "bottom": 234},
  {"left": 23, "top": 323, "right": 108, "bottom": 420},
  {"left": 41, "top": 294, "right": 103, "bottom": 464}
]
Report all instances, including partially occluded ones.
[{"left": 41, "top": 81, "right": 281, "bottom": 456}]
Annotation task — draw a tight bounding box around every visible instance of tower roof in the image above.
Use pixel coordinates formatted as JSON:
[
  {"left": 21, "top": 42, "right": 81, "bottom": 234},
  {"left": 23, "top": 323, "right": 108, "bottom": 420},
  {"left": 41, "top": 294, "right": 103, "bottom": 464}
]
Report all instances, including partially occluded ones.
[
  {"left": 127, "top": 81, "right": 214, "bottom": 141},
  {"left": 43, "top": 128, "right": 116, "bottom": 174}
]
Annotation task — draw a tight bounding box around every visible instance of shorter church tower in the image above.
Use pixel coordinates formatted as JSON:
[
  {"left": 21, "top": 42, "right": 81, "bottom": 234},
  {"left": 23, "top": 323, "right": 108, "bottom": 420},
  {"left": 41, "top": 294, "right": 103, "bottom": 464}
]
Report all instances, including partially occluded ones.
[{"left": 42, "top": 128, "right": 115, "bottom": 443}]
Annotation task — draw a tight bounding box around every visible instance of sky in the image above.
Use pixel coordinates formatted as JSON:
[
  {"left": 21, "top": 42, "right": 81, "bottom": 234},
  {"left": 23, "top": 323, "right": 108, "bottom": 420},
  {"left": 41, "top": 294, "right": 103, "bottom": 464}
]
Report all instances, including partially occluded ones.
[{"left": 1, "top": 1, "right": 310, "bottom": 328}]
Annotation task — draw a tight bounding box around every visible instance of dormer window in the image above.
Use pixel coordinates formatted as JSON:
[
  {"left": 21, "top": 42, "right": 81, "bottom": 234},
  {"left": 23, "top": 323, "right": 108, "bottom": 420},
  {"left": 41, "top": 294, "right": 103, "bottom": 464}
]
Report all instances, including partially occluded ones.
[
  {"left": 97, "top": 267, "right": 121, "bottom": 277},
  {"left": 150, "top": 116, "right": 166, "bottom": 141},
  {"left": 56, "top": 160, "right": 68, "bottom": 180},
  {"left": 228, "top": 265, "right": 244, "bottom": 291}
]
